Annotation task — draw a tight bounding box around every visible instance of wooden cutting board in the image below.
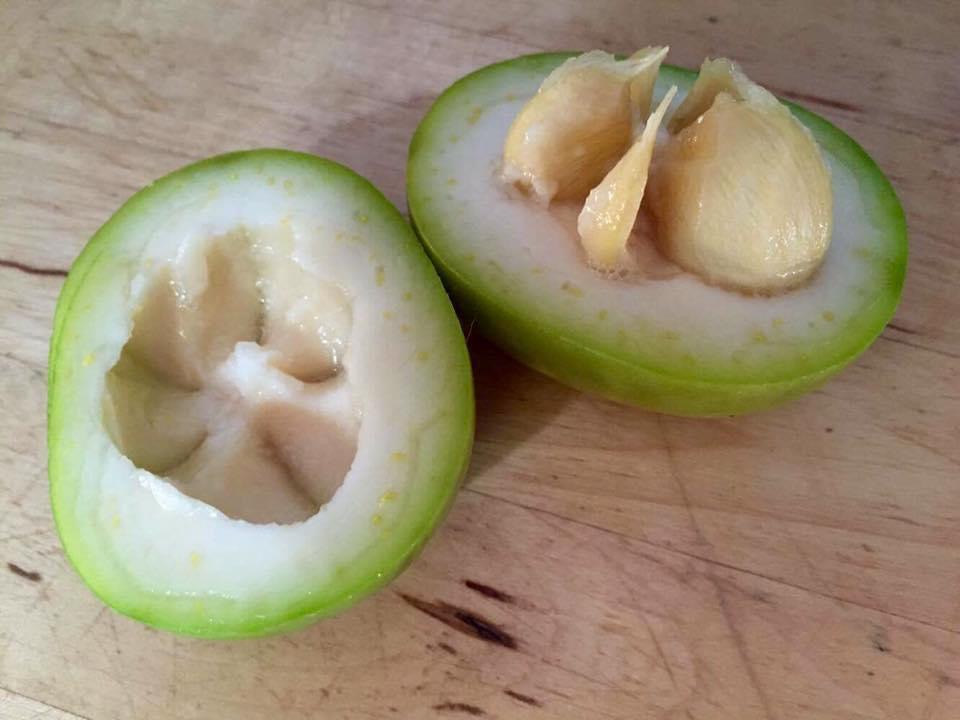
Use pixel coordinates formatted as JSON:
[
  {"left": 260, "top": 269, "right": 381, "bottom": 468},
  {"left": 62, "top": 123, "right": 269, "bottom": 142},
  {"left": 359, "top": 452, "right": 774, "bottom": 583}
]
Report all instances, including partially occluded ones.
[{"left": 1, "top": 2, "right": 958, "bottom": 718}]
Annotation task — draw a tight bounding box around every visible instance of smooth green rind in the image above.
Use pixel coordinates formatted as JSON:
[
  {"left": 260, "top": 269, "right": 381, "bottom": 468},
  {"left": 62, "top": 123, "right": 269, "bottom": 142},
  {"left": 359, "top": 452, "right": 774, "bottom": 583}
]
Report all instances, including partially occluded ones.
[
  {"left": 49, "top": 150, "right": 474, "bottom": 637},
  {"left": 407, "top": 53, "right": 907, "bottom": 416}
]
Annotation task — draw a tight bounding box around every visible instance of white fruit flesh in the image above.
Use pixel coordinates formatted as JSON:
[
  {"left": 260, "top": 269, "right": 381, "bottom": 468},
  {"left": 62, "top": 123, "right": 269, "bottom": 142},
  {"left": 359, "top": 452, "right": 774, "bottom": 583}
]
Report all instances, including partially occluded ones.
[
  {"left": 577, "top": 86, "right": 677, "bottom": 270},
  {"left": 50, "top": 154, "right": 472, "bottom": 633},
  {"left": 502, "top": 47, "right": 667, "bottom": 203}
]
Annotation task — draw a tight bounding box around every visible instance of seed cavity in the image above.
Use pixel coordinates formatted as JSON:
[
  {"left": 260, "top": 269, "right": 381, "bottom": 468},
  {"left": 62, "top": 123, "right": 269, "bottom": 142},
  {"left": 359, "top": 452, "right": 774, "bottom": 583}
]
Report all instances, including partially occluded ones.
[{"left": 103, "top": 226, "right": 360, "bottom": 525}]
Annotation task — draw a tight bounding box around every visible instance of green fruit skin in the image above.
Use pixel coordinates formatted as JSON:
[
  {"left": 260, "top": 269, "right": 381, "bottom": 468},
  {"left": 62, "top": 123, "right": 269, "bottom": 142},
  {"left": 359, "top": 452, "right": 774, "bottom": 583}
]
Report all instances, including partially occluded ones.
[
  {"left": 49, "top": 150, "right": 474, "bottom": 637},
  {"left": 407, "top": 53, "right": 907, "bottom": 417}
]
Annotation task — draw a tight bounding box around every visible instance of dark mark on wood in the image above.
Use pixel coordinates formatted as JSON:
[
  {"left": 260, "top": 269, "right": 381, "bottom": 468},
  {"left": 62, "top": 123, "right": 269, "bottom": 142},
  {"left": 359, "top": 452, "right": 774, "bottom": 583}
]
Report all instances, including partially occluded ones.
[
  {"left": 504, "top": 689, "right": 542, "bottom": 707},
  {"left": 871, "top": 626, "right": 891, "bottom": 653},
  {"left": 464, "top": 579, "right": 515, "bottom": 604},
  {"left": 880, "top": 334, "right": 960, "bottom": 361},
  {"left": 7, "top": 562, "right": 42, "bottom": 582},
  {"left": 433, "top": 702, "right": 486, "bottom": 716},
  {"left": 883, "top": 514, "right": 923, "bottom": 527},
  {"left": 775, "top": 88, "right": 864, "bottom": 114},
  {"left": 887, "top": 322, "right": 918, "bottom": 335},
  {"left": 0, "top": 258, "right": 69, "bottom": 277},
  {"left": 398, "top": 593, "right": 517, "bottom": 650},
  {"left": 707, "top": 15, "right": 718, "bottom": 23},
  {"left": 437, "top": 641, "right": 457, "bottom": 655},
  {"left": 825, "top": 427, "right": 834, "bottom": 433}
]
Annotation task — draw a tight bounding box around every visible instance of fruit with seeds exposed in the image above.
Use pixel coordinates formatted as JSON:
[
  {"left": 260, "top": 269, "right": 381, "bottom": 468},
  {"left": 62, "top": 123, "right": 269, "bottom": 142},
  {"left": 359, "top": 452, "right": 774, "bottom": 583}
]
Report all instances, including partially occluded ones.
[{"left": 407, "top": 51, "right": 906, "bottom": 415}]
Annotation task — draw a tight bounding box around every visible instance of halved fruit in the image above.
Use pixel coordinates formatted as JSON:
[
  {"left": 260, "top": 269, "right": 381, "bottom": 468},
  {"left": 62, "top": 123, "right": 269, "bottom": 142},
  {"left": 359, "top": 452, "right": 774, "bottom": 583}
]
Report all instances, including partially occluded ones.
[
  {"left": 407, "top": 53, "right": 906, "bottom": 416},
  {"left": 49, "top": 150, "right": 474, "bottom": 637}
]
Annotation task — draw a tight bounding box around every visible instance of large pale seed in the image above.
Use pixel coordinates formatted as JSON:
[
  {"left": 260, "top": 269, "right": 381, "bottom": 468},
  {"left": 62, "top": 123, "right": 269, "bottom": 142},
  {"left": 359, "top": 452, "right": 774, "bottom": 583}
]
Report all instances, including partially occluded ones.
[
  {"left": 502, "top": 47, "right": 667, "bottom": 204},
  {"left": 577, "top": 86, "right": 677, "bottom": 270},
  {"left": 649, "top": 59, "right": 833, "bottom": 293}
]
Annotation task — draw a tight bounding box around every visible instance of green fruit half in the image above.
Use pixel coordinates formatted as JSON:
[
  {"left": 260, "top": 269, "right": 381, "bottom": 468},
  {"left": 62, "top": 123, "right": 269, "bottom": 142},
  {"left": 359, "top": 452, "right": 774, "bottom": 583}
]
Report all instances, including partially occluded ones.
[
  {"left": 407, "top": 53, "right": 907, "bottom": 416},
  {"left": 49, "top": 150, "right": 474, "bottom": 637}
]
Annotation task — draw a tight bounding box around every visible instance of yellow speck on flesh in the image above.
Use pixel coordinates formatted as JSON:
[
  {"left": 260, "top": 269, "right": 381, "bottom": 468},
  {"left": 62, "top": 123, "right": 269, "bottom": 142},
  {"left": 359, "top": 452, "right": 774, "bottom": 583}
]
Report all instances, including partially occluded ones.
[
  {"left": 229, "top": 171, "right": 239, "bottom": 181},
  {"left": 143, "top": 258, "right": 154, "bottom": 269},
  {"left": 266, "top": 176, "right": 276, "bottom": 185},
  {"left": 681, "top": 353, "right": 697, "bottom": 365},
  {"left": 402, "top": 291, "right": 412, "bottom": 301},
  {"left": 772, "top": 318, "right": 785, "bottom": 328},
  {"left": 400, "top": 323, "right": 411, "bottom": 333},
  {"left": 822, "top": 311, "right": 835, "bottom": 322},
  {"left": 390, "top": 452, "right": 407, "bottom": 463},
  {"left": 82, "top": 353, "right": 95, "bottom": 367},
  {"left": 375, "top": 265, "right": 385, "bottom": 286},
  {"left": 446, "top": 178, "right": 458, "bottom": 186},
  {"left": 596, "top": 310, "right": 608, "bottom": 321},
  {"left": 561, "top": 281, "right": 583, "bottom": 298},
  {"left": 189, "top": 551, "right": 202, "bottom": 569},
  {"left": 854, "top": 247, "right": 872, "bottom": 259},
  {"left": 751, "top": 330, "right": 768, "bottom": 343},
  {"left": 354, "top": 211, "right": 369, "bottom": 224},
  {"left": 335, "top": 231, "right": 345, "bottom": 241},
  {"left": 283, "top": 179, "right": 295, "bottom": 194},
  {"left": 531, "top": 266, "right": 544, "bottom": 275},
  {"left": 505, "top": 92, "right": 517, "bottom": 101},
  {"left": 280, "top": 215, "right": 291, "bottom": 226},
  {"left": 416, "top": 350, "right": 429, "bottom": 363},
  {"left": 467, "top": 107, "right": 484, "bottom": 125},
  {"left": 383, "top": 310, "right": 395, "bottom": 320},
  {"left": 371, "top": 514, "right": 383, "bottom": 526},
  {"left": 110, "top": 515, "right": 121, "bottom": 529},
  {"left": 464, "top": 253, "right": 476, "bottom": 263},
  {"left": 380, "top": 489, "right": 399, "bottom": 504},
  {"left": 659, "top": 330, "right": 679, "bottom": 342},
  {"left": 448, "top": 133, "right": 459, "bottom": 143}
]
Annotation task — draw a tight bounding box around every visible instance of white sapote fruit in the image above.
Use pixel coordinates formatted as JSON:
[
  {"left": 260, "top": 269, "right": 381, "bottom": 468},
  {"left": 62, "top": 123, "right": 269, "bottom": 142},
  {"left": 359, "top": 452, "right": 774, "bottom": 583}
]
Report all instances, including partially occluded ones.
[
  {"left": 407, "top": 53, "right": 906, "bottom": 416},
  {"left": 49, "top": 150, "right": 474, "bottom": 637},
  {"left": 649, "top": 58, "right": 834, "bottom": 292}
]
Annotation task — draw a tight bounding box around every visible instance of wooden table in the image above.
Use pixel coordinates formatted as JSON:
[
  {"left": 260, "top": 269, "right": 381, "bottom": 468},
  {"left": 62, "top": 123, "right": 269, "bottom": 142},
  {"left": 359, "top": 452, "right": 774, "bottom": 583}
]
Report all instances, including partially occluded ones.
[{"left": 2, "top": 2, "right": 958, "bottom": 718}]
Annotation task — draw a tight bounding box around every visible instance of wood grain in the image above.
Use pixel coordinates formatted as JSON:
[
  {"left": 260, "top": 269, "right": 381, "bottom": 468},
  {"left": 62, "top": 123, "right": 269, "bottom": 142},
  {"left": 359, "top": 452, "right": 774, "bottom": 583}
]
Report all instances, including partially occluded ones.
[
  {"left": 2, "top": 1, "right": 958, "bottom": 718},
  {"left": 0, "top": 689, "right": 85, "bottom": 720}
]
